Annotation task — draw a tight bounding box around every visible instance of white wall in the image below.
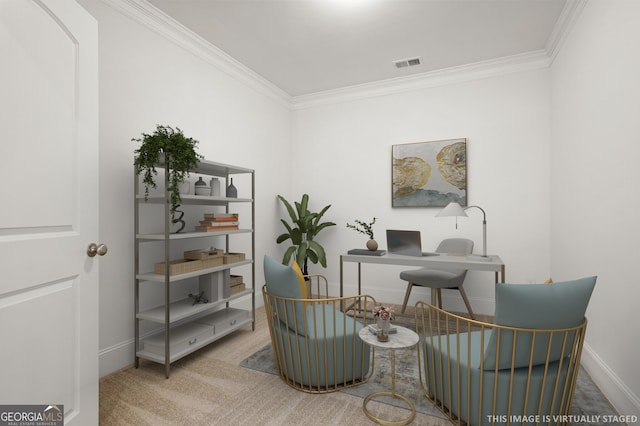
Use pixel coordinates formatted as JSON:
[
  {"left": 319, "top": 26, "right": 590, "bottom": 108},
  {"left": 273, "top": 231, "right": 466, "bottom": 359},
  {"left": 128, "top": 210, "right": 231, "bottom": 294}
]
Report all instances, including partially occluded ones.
[
  {"left": 550, "top": 0, "right": 640, "bottom": 416},
  {"left": 80, "top": 0, "right": 640, "bottom": 416},
  {"left": 77, "top": 0, "right": 293, "bottom": 377},
  {"left": 292, "top": 69, "right": 553, "bottom": 312}
]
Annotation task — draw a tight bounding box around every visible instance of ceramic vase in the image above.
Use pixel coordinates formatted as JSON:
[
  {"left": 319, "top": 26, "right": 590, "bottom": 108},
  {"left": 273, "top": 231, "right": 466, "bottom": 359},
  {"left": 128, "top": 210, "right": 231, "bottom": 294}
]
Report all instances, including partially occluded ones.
[
  {"left": 366, "top": 239, "right": 378, "bottom": 251},
  {"left": 194, "top": 176, "right": 209, "bottom": 195},
  {"left": 178, "top": 180, "right": 190, "bottom": 195},
  {"left": 226, "top": 177, "right": 238, "bottom": 198},
  {"left": 210, "top": 177, "right": 220, "bottom": 196}
]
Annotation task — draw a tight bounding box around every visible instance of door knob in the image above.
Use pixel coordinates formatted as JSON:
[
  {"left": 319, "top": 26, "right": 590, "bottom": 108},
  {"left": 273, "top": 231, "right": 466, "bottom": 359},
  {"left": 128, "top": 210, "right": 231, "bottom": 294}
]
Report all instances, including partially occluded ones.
[{"left": 87, "top": 243, "right": 108, "bottom": 257}]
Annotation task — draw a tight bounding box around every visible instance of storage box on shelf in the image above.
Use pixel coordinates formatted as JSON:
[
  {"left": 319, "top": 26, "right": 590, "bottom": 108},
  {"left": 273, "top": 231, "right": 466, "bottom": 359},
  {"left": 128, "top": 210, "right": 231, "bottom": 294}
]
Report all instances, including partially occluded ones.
[
  {"left": 230, "top": 275, "right": 245, "bottom": 295},
  {"left": 154, "top": 248, "right": 226, "bottom": 275},
  {"left": 224, "top": 252, "right": 246, "bottom": 264},
  {"left": 184, "top": 248, "right": 224, "bottom": 260},
  {"left": 134, "top": 158, "right": 255, "bottom": 378}
]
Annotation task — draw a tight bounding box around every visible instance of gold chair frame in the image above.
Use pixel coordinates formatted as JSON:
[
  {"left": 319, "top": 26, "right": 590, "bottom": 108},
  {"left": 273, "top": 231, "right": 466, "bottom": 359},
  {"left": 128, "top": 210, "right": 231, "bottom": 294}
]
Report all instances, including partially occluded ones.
[
  {"left": 262, "top": 276, "right": 376, "bottom": 394},
  {"left": 415, "top": 302, "right": 587, "bottom": 426}
]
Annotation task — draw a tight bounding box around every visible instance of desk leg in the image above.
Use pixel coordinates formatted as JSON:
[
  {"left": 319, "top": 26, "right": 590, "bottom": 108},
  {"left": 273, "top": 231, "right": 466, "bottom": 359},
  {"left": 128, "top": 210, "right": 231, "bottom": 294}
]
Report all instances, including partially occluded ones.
[
  {"left": 340, "top": 255, "right": 344, "bottom": 297},
  {"left": 339, "top": 256, "right": 362, "bottom": 297},
  {"left": 496, "top": 265, "right": 505, "bottom": 283},
  {"left": 362, "top": 348, "right": 416, "bottom": 426}
]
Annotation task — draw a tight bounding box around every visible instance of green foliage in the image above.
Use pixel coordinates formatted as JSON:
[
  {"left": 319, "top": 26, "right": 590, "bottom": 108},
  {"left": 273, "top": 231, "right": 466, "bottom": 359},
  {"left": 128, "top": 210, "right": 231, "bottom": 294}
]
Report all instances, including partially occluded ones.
[
  {"left": 276, "top": 194, "right": 336, "bottom": 274},
  {"left": 346, "top": 217, "right": 377, "bottom": 240},
  {"left": 133, "top": 125, "right": 203, "bottom": 217}
]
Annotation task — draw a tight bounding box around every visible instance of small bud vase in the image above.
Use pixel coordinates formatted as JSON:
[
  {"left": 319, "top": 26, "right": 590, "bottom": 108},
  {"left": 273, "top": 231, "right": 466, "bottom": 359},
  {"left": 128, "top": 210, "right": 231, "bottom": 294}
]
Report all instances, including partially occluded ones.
[
  {"left": 376, "top": 318, "right": 391, "bottom": 342},
  {"left": 366, "top": 239, "right": 378, "bottom": 251},
  {"left": 226, "top": 177, "right": 238, "bottom": 198}
]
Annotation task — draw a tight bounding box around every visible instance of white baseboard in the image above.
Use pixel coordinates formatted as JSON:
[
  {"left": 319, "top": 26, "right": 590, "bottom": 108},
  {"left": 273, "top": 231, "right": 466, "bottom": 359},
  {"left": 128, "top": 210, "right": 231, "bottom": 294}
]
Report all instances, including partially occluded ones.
[
  {"left": 99, "top": 298, "right": 256, "bottom": 378},
  {"left": 99, "top": 339, "right": 134, "bottom": 378},
  {"left": 580, "top": 343, "right": 640, "bottom": 419}
]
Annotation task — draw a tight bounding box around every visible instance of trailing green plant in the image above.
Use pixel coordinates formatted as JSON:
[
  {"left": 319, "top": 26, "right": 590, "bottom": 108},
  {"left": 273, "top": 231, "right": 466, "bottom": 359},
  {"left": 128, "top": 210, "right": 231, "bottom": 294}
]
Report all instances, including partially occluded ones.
[
  {"left": 133, "top": 125, "right": 203, "bottom": 217},
  {"left": 276, "top": 194, "right": 336, "bottom": 274},
  {"left": 346, "top": 217, "right": 377, "bottom": 240}
]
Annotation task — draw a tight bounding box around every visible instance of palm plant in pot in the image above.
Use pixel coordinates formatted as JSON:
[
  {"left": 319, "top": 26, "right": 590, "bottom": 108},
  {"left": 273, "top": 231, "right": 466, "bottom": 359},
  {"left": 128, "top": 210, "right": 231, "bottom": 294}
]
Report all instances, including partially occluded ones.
[
  {"left": 133, "top": 125, "right": 203, "bottom": 218},
  {"left": 276, "top": 194, "right": 336, "bottom": 275}
]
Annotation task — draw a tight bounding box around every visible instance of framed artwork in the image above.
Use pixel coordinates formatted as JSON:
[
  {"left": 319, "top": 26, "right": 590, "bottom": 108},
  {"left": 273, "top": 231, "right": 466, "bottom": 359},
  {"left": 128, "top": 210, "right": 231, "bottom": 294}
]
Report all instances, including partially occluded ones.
[{"left": 392, "top": 138, "right": 467, "bottom": 207}]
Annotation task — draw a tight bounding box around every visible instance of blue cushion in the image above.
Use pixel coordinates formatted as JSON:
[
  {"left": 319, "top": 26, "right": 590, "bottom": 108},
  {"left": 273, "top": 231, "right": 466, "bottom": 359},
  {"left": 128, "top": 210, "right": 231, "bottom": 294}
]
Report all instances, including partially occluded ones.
[
  {"left": 263, "top": 255, "right": 307, "bottom": 335},
  {"left": 272, "top": 304, "right": 370, "bottom": 388},
  {"left": 483, "top": 276, "right": 596, "bottom": 370},
  {"left": 425, "top": 330, "right": 572, "bottom": 425}
]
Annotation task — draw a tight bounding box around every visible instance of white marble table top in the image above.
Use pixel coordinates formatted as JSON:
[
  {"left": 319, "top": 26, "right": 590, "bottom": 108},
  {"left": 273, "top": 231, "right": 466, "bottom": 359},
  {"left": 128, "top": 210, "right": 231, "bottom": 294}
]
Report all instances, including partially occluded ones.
[{"left": 358, "top": 324, "right": 419, "bottom": 350}]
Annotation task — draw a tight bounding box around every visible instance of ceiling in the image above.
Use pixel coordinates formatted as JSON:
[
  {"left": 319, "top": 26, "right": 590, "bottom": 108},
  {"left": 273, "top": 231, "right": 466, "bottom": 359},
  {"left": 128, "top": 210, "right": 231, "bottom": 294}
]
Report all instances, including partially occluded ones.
[{"left": 146, "top": 0, "right": 567, "bottom": 97}]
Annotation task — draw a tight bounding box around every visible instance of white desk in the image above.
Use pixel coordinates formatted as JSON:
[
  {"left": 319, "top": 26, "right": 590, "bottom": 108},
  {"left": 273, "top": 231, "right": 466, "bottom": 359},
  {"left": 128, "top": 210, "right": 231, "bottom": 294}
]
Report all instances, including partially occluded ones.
[{"left": 339, "top": 252, "right": 505, "bottom": 297}]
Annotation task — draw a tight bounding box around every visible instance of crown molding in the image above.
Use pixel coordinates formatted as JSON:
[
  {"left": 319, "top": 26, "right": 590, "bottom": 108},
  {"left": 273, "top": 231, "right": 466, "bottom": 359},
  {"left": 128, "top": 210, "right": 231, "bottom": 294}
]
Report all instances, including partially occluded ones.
[
  {"left": 291, "top": 50, "right": 550, "bottom": 110},
  {"left": 291, "top": 1, "right": 588, "bottom": 110},
  {"left": 545, "top": 0, "right": 589, "bottom": 65},
  {"left": 100, "top": 0, "right": 292, "bottom": 108},
  {"left": 100, "top": 0, "right": 586, "bottom": 112}
]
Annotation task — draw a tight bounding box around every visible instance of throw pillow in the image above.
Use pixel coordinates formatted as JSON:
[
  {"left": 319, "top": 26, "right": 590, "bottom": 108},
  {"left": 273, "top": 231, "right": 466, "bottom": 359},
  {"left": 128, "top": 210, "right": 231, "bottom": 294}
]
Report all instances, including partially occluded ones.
[
  {"left": 483, "top": 276, "right": 596, "bottom": 370},
  {"left": 291, "top": 261, "right": 308, "bottom": 299}
]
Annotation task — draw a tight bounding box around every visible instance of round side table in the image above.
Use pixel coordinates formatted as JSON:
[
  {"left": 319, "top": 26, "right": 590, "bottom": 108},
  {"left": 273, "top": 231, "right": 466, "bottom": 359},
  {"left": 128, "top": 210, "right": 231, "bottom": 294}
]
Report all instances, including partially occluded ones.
[{"left": 358, "top": 324, "right": 419, "bottom": 426}]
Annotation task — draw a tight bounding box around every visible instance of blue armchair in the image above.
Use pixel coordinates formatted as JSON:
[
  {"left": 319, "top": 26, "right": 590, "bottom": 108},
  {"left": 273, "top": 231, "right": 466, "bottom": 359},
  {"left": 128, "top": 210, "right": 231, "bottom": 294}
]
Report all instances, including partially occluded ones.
[
  {"left": 416, "top": 276, "right": 596, "bottom": 425},
  {"left": 262, "top": 255, "right": 373, "bottom": 393}
]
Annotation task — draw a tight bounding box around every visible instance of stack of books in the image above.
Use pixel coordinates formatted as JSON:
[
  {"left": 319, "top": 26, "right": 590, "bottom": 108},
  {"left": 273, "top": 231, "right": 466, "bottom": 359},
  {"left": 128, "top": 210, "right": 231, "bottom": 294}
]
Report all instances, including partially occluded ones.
[
  {"left": 367, "top": 323, "right": 398, "bottom": 335},
  {"left": 195, "top": 213, "right": 239, "bottom": 232}
]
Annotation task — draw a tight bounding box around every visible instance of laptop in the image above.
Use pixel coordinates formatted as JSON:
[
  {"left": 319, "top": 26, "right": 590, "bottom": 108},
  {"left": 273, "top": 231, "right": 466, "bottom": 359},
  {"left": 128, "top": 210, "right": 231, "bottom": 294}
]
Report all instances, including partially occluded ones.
[{"left": 386, "top": 229, "right": 439, "bottom": 257}]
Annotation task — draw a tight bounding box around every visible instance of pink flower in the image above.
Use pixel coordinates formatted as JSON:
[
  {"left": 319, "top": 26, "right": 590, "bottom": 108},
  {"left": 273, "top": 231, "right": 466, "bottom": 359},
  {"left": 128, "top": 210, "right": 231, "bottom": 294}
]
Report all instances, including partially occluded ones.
[{"left": 373, "top": 305, "right": 393, "bottom": 321}]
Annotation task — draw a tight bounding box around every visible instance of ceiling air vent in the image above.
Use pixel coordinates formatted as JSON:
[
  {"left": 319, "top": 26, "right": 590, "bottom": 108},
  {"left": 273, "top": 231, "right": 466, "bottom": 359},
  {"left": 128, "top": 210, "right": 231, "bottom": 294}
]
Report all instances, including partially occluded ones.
[{"left": 393, "top": 56, "right": 422, "bottom": 69}]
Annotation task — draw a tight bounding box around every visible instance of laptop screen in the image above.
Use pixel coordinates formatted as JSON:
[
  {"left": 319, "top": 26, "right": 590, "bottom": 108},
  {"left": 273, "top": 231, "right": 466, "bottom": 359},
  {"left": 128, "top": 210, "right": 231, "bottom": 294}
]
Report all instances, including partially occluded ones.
[{"left": 386, "top": 230, "right": 424, "bottom": 256}]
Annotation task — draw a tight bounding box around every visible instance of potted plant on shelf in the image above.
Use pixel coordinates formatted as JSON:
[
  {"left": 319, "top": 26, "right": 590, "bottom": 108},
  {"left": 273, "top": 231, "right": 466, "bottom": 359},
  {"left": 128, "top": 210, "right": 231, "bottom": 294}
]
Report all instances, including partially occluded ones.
[
  {"left": 276, "top": 194, "right": 336, "bottom": 275},
  {"left": 346, "top": 217, "right": 378, "bottom": 250},
  {"left": 133, "top": 124, "right": 203, "bottom": 218}
]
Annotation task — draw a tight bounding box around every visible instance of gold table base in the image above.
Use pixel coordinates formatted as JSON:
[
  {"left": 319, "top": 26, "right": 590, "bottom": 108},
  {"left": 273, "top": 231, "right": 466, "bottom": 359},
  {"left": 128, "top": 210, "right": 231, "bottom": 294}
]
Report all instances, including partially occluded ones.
[
  {"left": 362, "top": 349, "right": 416, "bottom": 426},
  {"left": 363, "top": 390, "right": 416, "bottom": 426}
]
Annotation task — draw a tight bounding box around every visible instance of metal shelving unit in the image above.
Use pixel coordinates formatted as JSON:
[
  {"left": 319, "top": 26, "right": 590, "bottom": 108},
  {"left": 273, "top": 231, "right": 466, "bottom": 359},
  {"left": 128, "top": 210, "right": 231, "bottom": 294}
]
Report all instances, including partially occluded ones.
[{"left": 134, "top": 159, "right": 255, "bottom": 378}]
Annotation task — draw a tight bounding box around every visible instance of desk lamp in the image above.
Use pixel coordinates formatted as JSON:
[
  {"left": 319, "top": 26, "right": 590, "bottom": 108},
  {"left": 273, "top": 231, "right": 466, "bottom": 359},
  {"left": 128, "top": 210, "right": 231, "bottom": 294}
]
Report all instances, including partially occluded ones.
[{"left": 437, "top": 202, "right": 487, "bottom": 257}]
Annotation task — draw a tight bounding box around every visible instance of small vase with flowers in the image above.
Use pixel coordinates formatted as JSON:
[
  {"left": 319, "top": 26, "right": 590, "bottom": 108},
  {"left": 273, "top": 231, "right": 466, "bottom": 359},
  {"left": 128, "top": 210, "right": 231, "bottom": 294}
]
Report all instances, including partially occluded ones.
[{"left": 373, "top": 305, "right": 393, "bottom": 342}]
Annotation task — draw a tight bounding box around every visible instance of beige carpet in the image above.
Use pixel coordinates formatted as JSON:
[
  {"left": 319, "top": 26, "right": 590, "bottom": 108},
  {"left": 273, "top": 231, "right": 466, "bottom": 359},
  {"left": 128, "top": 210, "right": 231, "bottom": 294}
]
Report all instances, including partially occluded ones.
[{"left": 100, "top": 306, "right": 449, "bottom": 425}]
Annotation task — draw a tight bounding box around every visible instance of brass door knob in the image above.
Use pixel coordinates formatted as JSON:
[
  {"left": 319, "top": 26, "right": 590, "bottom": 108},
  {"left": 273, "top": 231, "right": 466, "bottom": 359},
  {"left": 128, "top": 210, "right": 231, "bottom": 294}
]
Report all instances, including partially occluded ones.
[{"left": 87, "top": 243, "right": 108, "bottom": 257}]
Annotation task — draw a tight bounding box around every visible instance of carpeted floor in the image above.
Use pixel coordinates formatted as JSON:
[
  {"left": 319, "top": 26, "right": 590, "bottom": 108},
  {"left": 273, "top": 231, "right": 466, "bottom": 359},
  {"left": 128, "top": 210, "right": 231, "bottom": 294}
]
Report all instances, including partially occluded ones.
[
  {"left": 100, "top": 305, "right": 623, "bottom": 425},
  {"left": 240, "top": 343, "right": 624, "bottom": 426},
  {"left": 240, "top": 342, "right": 446, "bottom": 420},
  {"left": 100, "top": 307, "right": 447, "bottom": 425}
]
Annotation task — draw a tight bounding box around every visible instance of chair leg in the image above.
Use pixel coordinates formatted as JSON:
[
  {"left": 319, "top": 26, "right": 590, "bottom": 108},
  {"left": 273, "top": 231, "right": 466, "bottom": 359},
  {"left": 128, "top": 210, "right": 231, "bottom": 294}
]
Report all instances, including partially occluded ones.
[
  {"left": 436, "top": 289, "right": 443, "bottom": 309},
  {"left": 458, "top": 286, "right": 475, "bottom": 320},
  {"left": 401, "top": 282, "right": 413, "bottom": 313}
]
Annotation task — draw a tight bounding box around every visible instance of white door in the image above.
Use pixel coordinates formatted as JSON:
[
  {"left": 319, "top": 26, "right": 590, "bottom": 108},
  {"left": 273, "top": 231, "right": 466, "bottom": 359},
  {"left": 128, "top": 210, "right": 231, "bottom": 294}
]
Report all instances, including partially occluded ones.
[{"left": 0, "top": 0, "right": 99, "bottom": 424}]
